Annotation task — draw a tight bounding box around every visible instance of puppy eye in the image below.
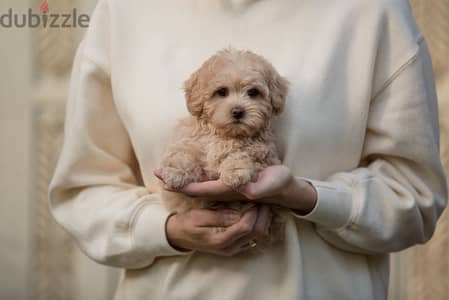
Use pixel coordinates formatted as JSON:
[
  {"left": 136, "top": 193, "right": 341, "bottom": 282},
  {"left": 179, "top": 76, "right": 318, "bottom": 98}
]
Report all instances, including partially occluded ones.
[
  {"left": 247, "top": 88, "right": 261, "bottom": 98},
  {"left": 214, "top": 87, "right": 229, "bottom": 98}
]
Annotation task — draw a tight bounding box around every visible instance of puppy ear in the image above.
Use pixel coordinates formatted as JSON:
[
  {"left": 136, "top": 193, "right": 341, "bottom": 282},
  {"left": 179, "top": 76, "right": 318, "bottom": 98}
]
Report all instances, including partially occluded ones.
[
  {"left": 184, "top": 70, "right": 204, "bottom": 117},
  {"left": 269, "top": 73, "right": 289, "bottom": 115}
]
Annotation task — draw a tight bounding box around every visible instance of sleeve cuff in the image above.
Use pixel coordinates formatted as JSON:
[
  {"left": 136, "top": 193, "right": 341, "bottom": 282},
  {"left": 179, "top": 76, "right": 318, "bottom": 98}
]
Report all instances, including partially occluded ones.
[
  {"left": 291, "top": 177, "right": 354, "bottom": 229},
  {"left": 132, "top": 200, "right": 193, "bottom": 258}
]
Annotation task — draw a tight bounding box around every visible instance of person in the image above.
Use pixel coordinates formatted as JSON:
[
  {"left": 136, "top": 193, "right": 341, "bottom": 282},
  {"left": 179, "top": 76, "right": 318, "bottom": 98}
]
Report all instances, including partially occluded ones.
[{"left": 49, "top": 0, "right": 448, "bottom": 299}]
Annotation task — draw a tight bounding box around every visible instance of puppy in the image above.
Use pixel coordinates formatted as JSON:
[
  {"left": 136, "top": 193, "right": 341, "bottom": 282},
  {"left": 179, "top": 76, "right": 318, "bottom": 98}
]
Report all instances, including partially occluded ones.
[{"left": 159, "top": 48, "right": 289, "bottom": 245}]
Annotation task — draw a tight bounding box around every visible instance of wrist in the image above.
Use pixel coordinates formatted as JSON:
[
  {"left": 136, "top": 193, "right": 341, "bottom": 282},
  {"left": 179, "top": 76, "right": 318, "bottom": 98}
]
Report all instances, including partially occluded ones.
[
  {"left": 281, "top": 177, "right": 317, "bottom": 214},
  {"left": 165, "top": 214, "right": 191, "bottom": 252},
  {"left": 296, "top": 179, "right": 318, "bottom": 215}
]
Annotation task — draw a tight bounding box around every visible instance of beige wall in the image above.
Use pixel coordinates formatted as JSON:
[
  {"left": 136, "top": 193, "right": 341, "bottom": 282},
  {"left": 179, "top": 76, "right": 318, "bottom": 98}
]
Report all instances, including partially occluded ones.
[
  {"left": 0, "top": 1, "right": 32, "bottom": 299},
  {"left": 0, "top": 1, "right": 118, "bottom": 299}
]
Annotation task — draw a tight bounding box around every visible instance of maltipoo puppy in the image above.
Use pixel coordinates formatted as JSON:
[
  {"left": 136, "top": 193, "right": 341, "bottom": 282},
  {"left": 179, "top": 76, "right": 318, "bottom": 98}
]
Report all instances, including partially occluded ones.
[{"left": 158, "top": 48, "right": 289, "bottom": 244}]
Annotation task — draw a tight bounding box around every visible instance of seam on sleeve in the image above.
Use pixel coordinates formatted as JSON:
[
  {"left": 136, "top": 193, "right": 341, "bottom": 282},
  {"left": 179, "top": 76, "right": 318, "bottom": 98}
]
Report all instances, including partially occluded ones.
[{"left": 372, "top": 35, "right": 425, "bottom": 101}]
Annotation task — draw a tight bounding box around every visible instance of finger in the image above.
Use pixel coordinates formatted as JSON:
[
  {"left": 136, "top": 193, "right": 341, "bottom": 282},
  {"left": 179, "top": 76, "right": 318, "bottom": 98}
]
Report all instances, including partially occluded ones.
[
  {"left": 265, "top": 207, "right": 274, "bottom": 235},
  {"left": 171, "top": 181, "right": 245, "bottom": 201},
  {"left": 232, "top": 196, "right": 277, "bottom": 206},
  {"left": 190, "top": 209, "right": 241, "bottom": 227},
  {"left": 219, "top": 232, "right": 258, "bottom": 256},
  {"left": 223, "top": 206, "right": 272, "bottom": 255},
  {"left": 240, "top": 180, "right": 264, "bottom": 199},
  {"left": 210, "top": 207, "right": 277, "bottom": 256},
  {"left": 153, "top": 169, "right": 163, "bottom": 181},
  {"left": 239, "top": 167, "right": 280, "bottom": 199},
  {"left": 253, "top": 205, "right": 272, "bottom": 239},
  {"left": 178, "top": 180, "right": 231, "bottom": 196},
  {"left": 210, "top": 208, "right": 258, "bottom": 249}
]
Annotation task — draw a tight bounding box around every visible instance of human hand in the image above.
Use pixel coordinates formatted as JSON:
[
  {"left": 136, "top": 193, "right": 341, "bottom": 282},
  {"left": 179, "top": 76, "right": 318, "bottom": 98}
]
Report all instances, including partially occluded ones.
[
  {"left": 155, "top": 165, "right": 317, "bottom": 213},
  {"left": 165, "top": 205, "right": 273, "bottom": 256}
]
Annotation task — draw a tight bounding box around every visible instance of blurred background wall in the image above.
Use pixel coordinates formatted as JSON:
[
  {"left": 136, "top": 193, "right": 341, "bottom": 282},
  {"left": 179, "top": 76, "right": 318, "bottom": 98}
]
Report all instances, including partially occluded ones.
[
  {"left": 0, "top": 0, "right": 448, "bottom": 299},
  {"left": 0, "top": 1, "right": 119, "bottom": 299}
]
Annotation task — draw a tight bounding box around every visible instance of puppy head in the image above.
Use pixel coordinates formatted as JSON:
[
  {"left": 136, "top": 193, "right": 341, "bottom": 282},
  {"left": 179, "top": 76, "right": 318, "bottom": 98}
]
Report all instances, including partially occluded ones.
[{"left": 184, "top": 49, "right": 289, "bottom": 137}]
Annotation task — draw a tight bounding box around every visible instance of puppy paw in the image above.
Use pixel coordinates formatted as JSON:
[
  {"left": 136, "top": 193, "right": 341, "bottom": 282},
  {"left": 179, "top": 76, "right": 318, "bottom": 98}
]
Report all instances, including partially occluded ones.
[
  {"left": 220, "top": 169, "right": 253, "bottom": 189},
  {"left": 160, "top": 167, "right": 194, "bottom": 189}
]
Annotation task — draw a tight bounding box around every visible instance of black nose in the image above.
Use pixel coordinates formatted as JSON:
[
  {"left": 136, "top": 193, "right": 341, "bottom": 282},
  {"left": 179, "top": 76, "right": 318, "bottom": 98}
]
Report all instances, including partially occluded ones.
[{"left": 231, "top": 107, "right": 245, "bottom": 120}]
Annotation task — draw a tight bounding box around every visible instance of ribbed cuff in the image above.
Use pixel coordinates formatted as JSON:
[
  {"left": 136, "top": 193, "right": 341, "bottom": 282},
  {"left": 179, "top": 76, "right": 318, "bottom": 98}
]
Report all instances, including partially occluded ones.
[
  {"left": 132, "top": 201, "right": 193, "bottom": 258},
  {"left": 292, "top": 178, "right": 353, "bottom": 229}
]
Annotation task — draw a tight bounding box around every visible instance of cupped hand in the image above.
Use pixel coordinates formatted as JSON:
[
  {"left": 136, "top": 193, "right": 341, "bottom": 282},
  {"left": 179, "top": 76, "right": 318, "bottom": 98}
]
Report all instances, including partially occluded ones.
[
  {"left": 155, "top": 165, "right": 317, "bottom": 213},
  {"left": 165, "top": 205, "right": 273, "bottom": 256},
  {"left": 155, "top": 165, "right": 291, "bottom": 200}
]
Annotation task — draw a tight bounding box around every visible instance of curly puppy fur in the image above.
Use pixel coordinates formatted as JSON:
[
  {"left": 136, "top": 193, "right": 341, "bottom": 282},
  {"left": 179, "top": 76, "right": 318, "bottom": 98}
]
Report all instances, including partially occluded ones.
[{"left": 159, "top": 48, "right": 289, "bottom": 244}]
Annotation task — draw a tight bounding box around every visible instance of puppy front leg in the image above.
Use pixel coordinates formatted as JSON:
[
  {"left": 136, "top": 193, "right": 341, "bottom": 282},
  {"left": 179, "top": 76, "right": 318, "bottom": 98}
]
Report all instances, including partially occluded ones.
[
  {"left": 219, "top": 153, "right": 257, "bottom": 189},
  {"left": 160, "top": 144, "right": 203, "bottom": 189}
]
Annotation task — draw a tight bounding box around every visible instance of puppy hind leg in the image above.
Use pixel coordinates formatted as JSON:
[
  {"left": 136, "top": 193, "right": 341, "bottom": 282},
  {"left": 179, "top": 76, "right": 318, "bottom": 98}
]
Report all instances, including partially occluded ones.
[{"left": 160, "top": 146, "right": 204, "bottom": 189}]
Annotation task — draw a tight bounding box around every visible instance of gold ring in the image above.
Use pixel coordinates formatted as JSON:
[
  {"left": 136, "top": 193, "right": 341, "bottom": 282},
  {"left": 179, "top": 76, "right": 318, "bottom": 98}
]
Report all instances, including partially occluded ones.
[{"left": 249, "top": 240, "right": 257, "bottom": 248}]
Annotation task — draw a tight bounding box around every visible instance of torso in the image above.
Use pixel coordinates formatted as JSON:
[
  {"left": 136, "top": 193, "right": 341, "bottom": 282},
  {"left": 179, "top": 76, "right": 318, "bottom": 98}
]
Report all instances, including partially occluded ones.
[{"left": 92, "top": 0, "right": 417, "bottom": 298}]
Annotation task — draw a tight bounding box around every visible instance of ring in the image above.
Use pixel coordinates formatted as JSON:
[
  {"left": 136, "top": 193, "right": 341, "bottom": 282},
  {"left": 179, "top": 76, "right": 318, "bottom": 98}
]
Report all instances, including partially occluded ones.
[{"left": 249, "top": 240, "right": 257, "bottom": 248}]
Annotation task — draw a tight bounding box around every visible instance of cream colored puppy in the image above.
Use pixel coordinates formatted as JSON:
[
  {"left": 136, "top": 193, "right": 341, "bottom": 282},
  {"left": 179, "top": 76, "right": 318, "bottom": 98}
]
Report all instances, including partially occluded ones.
[{"left": 159, "top": 48, "right": 289, "bottom": 243}]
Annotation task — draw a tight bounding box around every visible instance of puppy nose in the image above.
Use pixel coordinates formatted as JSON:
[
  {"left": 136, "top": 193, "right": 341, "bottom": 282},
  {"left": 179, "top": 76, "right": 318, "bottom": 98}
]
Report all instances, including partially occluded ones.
[{"left": 231, "top": 107, "right": 245, "bottom": 120}]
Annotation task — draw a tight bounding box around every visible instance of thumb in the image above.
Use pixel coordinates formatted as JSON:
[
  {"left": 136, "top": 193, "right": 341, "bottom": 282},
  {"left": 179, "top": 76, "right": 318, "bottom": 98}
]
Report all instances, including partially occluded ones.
[{"left": 238, "top": 181, "right": 262, "bottom": 200}]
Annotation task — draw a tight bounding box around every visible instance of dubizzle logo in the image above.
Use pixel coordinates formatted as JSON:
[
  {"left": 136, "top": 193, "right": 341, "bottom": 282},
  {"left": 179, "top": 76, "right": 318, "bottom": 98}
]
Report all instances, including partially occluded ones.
[
  {"left": 0, "top": 1, "right": 90, "bottom": 28},
  {"left": 40, "top": 1, "right": 49, "bottom": 14}
]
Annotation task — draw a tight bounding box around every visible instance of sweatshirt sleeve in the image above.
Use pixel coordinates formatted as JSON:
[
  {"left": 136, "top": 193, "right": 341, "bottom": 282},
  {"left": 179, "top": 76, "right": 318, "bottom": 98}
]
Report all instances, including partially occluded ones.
[
  {"left": 293, "top": 37, "right": 448, "bottom": 255},
  {"left": 48, "top": 0, "right": 189, "bottom": 269}
]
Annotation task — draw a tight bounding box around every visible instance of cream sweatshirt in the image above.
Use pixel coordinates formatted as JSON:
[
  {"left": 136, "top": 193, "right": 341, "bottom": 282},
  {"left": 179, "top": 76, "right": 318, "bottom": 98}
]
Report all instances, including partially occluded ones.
[{"left": 49, "top": 0, "right": 448, "bottom": 299}]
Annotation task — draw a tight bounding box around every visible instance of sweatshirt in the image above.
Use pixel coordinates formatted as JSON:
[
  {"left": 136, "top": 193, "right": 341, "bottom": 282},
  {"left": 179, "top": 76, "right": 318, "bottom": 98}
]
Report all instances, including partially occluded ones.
[{"left": 49, "top": 0, "right": 448, "bottom": 299}]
